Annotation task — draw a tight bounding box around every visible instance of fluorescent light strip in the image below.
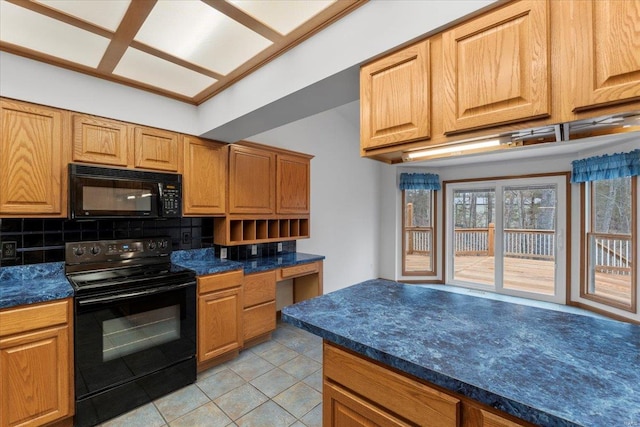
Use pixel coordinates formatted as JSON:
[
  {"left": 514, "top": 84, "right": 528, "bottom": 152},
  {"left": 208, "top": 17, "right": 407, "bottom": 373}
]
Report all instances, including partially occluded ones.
[{"left": 406, "top": 139, "right": 502, "bottom": 160}]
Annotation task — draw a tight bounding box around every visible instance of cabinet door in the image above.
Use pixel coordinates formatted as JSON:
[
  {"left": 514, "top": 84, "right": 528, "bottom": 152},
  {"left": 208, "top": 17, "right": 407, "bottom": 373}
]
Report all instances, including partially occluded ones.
[
  {"left": 228, "top": 145, "right": 275, "bottom": 214},
  {"left": 0, "top": 99, "right": 66, "bottom": 216},
  {"left": 198, "top": 287, "right": 243, "bottom": 362},
  {"left": 133, "top": 126, "right": 180, "bottom": 172},
  {"left": 0, "top": 325, "right": 71, "bottom": 427},
  {"left": 183, "top": 136, "right": 227, "bottom": 215},
  {"left": 360, "top": 40, "right": 430, "bottom": 150},
  {"left": 72, "top": 113, "right": 129, "bottom": 166},
  {"left": 571, "top": 0, "right": 640, "bottom": 111},
  {"left": 442, "top": 0, "right": 550, "bottom": 133},
  {"left": 324, "top": 381, "right": 412, "bottom": 427},
  {"left": 277, "top": 154, "right": 310, "bottom": 214}
]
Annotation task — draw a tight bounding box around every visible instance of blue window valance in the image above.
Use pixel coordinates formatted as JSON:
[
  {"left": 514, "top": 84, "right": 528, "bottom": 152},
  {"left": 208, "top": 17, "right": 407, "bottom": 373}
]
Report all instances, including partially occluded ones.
[
  {"left": 399, "top": 173, "right": 441, "bottom": 191},
  {"left": 571, "top": 149, "right": 640, "bottom": 183}
]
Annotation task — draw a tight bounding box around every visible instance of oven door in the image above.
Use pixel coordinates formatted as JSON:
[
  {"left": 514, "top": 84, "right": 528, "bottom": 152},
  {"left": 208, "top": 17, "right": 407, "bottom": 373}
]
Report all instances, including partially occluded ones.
[
  {"left": 71, "top": 175, "right": 160, "bottom": 219},
  {"left": 74, "top": 281, "right": 196, "bottom": 426}
]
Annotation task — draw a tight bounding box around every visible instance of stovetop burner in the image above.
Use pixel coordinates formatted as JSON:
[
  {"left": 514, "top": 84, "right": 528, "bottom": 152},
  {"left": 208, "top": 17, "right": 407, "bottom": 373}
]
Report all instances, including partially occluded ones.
[{"left": 65, "top": 237, "right": 195, "bottom": 296}]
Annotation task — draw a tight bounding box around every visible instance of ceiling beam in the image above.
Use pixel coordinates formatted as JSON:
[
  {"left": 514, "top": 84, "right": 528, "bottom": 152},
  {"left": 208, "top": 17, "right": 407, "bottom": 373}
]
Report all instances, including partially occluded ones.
[
  {"left": 97, "top": 0, "right": 157, "bottom": 73},
  {"left": 201, "top": 0, "right": 284, "bottom": 42}
]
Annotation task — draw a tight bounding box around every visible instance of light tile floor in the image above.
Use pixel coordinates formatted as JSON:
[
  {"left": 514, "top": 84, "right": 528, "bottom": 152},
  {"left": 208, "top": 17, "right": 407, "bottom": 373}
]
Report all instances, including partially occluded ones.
[{"left": 99, "top": 322, "right": 322, "bottom": 427}]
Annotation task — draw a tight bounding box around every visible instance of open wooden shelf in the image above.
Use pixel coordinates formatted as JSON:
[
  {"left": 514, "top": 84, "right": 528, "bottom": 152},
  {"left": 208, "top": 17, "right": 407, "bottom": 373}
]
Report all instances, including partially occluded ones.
[{"left": 214, "top": 217, "right": 310, "bottom": 246}]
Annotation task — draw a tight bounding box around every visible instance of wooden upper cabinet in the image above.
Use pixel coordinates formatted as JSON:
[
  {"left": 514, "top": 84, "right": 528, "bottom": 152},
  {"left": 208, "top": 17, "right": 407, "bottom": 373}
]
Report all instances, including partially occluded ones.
[
  {"left": 277, "top": 153, "right": 311, "bottom": 214},
  {"left": 72, "top": 114, "right": 129, "bottom": 166},
  {"left": 183, "top": 136, "right": 227, "bottom": 215},
  {"left": 442, "top": 0, "right": 550, "bottom": 133},
  {"left": 133, "top": 126, "right": 180, "bottom": 172},
  {"left": 228, "top": 145, "right": 276, "bottom": 214},
  {"left": 0, "top": 99, "right": 67, "bottom": 217},
  {"left": 360, "top": 40, "right": 431, "bottom": 150},
  {"left": 570, "top": 0, "right": 640, "bottom": 112}
]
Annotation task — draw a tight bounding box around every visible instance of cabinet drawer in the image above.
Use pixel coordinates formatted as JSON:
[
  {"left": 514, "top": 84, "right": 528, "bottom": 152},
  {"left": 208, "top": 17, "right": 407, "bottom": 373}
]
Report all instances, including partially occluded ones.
[
  {"left": 324, "top": 343, "right": 459, "bottom": 426},
  {"left": 278, "top": 262, "right": 319, "bottom": 280},
  {"left": 0, "top": 299, "right": 70, "bottom": 337},
  {"left": 198, "top": 270, "right": 243, "bottom": 294},
  {"left": 243, "top": 301, "right": 276, "bottom": 340},
  {"left": 244, "top": 271, "right": 276, "bottom": 308}
]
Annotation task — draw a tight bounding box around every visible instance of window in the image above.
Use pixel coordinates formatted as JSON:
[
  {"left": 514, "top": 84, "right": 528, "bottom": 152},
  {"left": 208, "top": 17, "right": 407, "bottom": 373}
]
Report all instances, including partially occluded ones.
[
  {"left": 446, "top": 175, "right": 567, "bottom": 304},
  {"left": 582, "top": 176, "right": 637, "bottom": 312},
  {"left": 403, "top": 189, "right": 435, "bottom": 275},
  {"left": 399, "top": 172, "right": 440, "bottom": 276}
]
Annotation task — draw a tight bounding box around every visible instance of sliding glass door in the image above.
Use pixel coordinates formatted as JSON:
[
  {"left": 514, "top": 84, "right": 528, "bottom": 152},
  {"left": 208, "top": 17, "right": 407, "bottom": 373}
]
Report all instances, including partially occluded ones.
[{"left": 447, "top": 176, "right": 567, "bottom": 303}]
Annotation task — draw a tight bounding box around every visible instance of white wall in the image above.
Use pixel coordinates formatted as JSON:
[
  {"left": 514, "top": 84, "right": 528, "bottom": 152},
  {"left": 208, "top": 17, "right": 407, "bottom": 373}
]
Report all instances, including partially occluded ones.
[
  {"left": 248, "top": 100, "right": 382, "bottom": 293},
  {"left": 0, "top": 52, "right": 198, "bottom": 134}
]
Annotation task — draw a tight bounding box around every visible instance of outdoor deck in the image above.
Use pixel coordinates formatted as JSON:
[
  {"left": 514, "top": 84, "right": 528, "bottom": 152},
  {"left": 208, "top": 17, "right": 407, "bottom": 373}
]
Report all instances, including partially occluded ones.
[{"left": 406, "top": 254, "right": 632, "bottom": 303}]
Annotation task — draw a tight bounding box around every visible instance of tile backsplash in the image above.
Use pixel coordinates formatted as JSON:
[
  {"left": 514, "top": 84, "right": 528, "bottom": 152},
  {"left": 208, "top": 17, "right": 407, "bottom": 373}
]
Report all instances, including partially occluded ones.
[{"left": 0, "top": 217, "right": 297, "bottom": 267}]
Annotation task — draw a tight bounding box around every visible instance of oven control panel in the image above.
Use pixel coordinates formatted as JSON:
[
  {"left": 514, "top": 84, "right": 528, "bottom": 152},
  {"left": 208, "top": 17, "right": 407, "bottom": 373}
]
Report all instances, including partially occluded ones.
[{"left": 65, "top": 237, "right": 171, "bottom": 264}]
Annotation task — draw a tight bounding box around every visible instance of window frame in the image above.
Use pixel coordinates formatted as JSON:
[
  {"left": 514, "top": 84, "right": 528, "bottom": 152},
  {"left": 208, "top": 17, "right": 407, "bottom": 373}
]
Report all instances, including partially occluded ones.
[
  {"left": 580, "top": 176, "right": 637, "bottom": 313},
  {"left": 402, "top": 188, "right": 437, "bottom": 276}
]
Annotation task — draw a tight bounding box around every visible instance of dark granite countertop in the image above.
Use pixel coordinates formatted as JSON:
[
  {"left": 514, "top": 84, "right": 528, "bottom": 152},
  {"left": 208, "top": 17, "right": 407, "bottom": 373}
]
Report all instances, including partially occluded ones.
[
  {"left": 171, "top": 249, "right": 324, "bottom": 276},
  {"left": 281, "top": 279, "right": 640, "bottom": 427},
  {"left": 0, "top": 262, "right": 74, "bottom": 309}
]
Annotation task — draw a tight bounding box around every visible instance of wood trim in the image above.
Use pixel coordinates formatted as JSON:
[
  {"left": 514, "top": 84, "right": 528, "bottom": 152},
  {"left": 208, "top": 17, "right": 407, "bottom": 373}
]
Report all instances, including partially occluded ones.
[
  {"left": 570, "top": 301, "right": 640, "bottom": 325},
  {"left": 129, "top": 40, "right": 225, "bottom": 80},
  {"left": 201, "top": 0, "right": 284, "bottom": 42},
  {"left": 98, "top": 0, "right": 157, "bottom": 73},
  {"left": 3, "top": 0, "right": 113, "bottom": 39},
  {"left": 193, "top": 0, "right": 367, "bottom": 104},
  {"left": 236, "top": 140, "right": 314, "bottom": 159}
]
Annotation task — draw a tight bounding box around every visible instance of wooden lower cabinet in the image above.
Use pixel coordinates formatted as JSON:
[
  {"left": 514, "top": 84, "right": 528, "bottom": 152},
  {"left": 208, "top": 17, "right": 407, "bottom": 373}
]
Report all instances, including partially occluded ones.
[
  {"left": 0, "top": 299, "right": 73, "bottom": 427},
  {"left": 197, "top": 270, "right": 244, "bottom": 366},
  {"left": 324, "top": 342, "right": 533, "bottom": 427},
  {"left": 243, "top": 271, "right": 276, "bottom": 344}
]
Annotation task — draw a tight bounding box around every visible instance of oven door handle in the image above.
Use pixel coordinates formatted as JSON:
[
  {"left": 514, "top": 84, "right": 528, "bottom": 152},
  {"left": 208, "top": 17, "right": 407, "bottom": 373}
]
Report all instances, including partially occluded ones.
[{"left": 77, "top": 281, "right": 195, "bottom": 306}]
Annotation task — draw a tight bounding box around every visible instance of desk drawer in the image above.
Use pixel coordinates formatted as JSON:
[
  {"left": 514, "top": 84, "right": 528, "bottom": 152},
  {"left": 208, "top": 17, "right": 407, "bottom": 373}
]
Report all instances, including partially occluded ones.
[
  {"left": 244, "top": 271, "right": 276, "bottom": 308},
  {"left": 278, "top": 261, "right": 319, "bottom": 280}
]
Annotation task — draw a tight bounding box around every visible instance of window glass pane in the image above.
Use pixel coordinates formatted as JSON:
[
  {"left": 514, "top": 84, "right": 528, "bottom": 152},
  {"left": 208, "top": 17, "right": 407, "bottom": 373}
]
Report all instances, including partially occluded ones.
[
  {"left": 403, "top": 190, "right": 433, "bottom": 274},
  {"left": 587, "top": 177, "right": 634, "bottom": 309},
  {"left": 592, "top": 178, "right": 632, "bottom": 235},
  {"left": 503, "top": 184, "right": 557, "bottom": 295},
  {"left": 453, "top": 188, "right": 495, "bottom": 286}
]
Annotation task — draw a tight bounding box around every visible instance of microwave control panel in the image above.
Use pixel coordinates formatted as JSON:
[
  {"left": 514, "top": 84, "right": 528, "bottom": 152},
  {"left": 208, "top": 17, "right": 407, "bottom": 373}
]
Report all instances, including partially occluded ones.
[{"left": 161, "top": 184, "right": 181, "bottom": 217}]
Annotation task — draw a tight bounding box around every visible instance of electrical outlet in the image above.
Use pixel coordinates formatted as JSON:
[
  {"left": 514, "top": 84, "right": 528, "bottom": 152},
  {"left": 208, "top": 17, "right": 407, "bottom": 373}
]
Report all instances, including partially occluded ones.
[
  {"left": 1, "top": 241, "right": 17, "bottom": 260},
  {"left": 251, "top": 244, "right": 257, "bottom": 256},
  {"left": 277, "top": 242, "right": 283, "bottom": 252},
  {"left": 181, "top": 232, "right": 191, "bottom": 244},
  {"left": 220, "top": 248, "right": 227, "bottom": 259}
]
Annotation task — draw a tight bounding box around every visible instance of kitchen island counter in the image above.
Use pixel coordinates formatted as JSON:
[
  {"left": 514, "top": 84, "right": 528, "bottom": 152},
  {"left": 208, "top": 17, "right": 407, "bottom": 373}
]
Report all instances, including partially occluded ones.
[{"left": 282, "top": 279, "right": 640, "bottom": 427}]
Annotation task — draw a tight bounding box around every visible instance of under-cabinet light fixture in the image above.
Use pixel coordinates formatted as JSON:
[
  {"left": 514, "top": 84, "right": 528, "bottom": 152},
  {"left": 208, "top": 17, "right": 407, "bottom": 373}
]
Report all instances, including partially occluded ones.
[{"left": 403, "top": 139, "right": 503, "bottom": 161}]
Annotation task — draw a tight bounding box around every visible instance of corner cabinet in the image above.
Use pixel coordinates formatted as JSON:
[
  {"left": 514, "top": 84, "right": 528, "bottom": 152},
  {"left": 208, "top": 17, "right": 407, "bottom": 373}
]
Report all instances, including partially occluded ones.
[
  {"left": 183, "top": 136, "right": 227, "bottom": 215},
  {"left": 360, "top": 40, "right": 431, "bottom": 151},
  {"left": 442, "top": 0, "right": 550, "bottom": 133},
  {"left": 0, "top": 99, "right": 68, "bottom": 217},
  {"left": 197, "top": 270, "right": 243, "bottom": 369},
  {"left": 0, "top": 299, "right": 74, "bottom": 427},
  {"left": 568, "top": 0, "right": 640, "bottom": 112}
]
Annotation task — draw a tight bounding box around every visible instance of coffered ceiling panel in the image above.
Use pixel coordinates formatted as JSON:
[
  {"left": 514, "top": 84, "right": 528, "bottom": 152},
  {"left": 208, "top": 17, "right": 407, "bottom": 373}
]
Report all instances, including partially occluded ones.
[
  {"left": 0, "top": 1, "right": 110, "bottom": 67},
  {"left": 0, "top": 0, "right": 366, "bottom": 104},
  {"left": 228, "top": 0, "right": 336, "bottom": 35}
]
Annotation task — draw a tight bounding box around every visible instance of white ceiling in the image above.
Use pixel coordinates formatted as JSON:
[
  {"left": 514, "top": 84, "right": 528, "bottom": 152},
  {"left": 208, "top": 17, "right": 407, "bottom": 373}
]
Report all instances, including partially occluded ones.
[{"left": 0, "top": 0, "right": 365, "bottom": 104}]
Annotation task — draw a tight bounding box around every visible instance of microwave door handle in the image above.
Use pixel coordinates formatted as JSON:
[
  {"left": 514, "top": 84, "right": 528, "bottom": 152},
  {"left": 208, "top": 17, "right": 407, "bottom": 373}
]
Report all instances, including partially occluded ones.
[{"left": 77, "top": 281, "right": 195, "bottom": 306}]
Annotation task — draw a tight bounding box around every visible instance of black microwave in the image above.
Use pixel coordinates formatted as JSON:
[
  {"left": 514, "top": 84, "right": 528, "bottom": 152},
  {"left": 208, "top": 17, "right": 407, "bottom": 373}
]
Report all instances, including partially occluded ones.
[{"left": 69, "top": 164, "right": 182, "bottom": 219}]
